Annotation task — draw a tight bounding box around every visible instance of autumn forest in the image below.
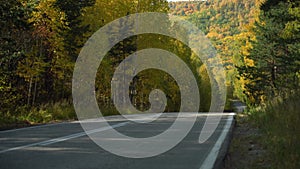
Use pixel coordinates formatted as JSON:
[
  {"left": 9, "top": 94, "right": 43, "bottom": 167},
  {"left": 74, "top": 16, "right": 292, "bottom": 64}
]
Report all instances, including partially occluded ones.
[{"left": 0, "top": 0, "right": 299, "bottom": 167}]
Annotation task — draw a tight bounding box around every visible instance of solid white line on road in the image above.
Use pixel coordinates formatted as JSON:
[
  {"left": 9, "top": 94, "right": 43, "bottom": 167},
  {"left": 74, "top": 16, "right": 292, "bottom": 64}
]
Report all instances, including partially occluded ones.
[
  {"left": 0, "top": 122, "right": 129, "bottom": 154},
  {"left": 199, "top": 115, "right": 235, "bottom": 169}
]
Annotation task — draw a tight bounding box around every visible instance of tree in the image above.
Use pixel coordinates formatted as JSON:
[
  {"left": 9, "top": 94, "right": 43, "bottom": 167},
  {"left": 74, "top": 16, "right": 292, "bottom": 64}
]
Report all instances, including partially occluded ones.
[
  {"left": 238, "top": 0, "right": 300, "bottom": 103},
  {"left": 55, "top": 0, "right": 95, "bottom": 61},
  {"left": 0, "top": 0, "right": 33, "bottom": 111},
  {"left": 17, "top": 0, "right": 72, "bottom": 104},
  {"left": 81, "top": 0, "right": 176, "bottom": 111}
]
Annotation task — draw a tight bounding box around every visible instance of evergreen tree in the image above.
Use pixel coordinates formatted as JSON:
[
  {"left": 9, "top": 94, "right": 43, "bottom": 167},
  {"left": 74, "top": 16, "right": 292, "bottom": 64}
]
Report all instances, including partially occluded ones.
[
  {"left": 238, "top": 0, "right": 300, "bottom": 103},
  {"left": 55, "top": 0, "right": 95, "bottom": 61}
]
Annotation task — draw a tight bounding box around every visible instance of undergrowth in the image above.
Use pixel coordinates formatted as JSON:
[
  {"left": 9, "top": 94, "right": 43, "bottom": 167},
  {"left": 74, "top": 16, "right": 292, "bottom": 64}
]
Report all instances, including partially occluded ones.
[
  {"left": 0, "top": 100, "right": 122, "bottom": 130},
  {"left": 0, "top": 100, "right": 76, "bottom": 129},
  {"left": 248, "top": 92, "right": 300, "bottom": 169}
]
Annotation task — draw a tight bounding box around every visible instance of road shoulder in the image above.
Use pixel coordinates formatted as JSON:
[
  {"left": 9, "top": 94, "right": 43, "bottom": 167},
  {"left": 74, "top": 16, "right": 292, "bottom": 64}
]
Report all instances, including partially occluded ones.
[{"left": 223, "top": 114, "right": 270, "bottom": 169}]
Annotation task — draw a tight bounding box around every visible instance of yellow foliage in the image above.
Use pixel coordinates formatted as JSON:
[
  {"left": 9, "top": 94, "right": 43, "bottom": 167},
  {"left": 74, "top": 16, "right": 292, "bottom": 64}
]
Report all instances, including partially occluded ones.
[
  {"left": 244, "top": 57, "right": 255, "bottom": 67},
  {"left": 206, "top": 31, "right": 219, "bottom": 39}
]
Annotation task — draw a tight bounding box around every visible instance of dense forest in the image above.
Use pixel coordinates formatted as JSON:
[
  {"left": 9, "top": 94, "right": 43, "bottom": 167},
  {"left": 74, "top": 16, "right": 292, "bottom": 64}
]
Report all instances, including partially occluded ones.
[
  {"left": 0, "top": 0, "right": 298, "bottom": 118},
  {"left": 0, "top": 0, "right": 216, "bottom": 122},
  {"left": 169, "top": 1, "right": 203, "bottom": 16},
  {"left": 1, "top": 0, "right": 299, "bottom": 167}
]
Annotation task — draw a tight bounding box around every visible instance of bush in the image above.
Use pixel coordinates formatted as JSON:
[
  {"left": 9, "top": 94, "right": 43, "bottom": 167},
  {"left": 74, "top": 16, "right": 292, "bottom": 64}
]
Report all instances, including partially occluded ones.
[{"left": 0, "top": 100, "right": 76, "bottom": 129}]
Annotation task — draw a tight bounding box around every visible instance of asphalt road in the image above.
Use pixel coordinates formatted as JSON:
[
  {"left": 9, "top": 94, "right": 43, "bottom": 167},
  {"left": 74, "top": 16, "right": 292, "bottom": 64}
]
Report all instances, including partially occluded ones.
[{"left": 0, "top": 113, "right": 234, "bottom": 169}]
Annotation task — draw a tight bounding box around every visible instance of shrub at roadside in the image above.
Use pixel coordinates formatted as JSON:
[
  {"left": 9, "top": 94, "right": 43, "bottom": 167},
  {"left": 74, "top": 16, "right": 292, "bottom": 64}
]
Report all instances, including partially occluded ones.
[{"left": 0, "top": 100, "right": 76, "bottom": 129}]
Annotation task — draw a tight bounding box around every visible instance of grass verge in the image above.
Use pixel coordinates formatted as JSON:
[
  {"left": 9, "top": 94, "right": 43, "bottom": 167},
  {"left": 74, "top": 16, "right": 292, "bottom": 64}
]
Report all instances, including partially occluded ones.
[
  {"left": 0, "top": 100, "right": 123, "bottom": 130},
  {"left": 224, "top": 114, "right": 270, "bottom": 169},
  {"left": 248, "top": 93, "right": 300, "bottom": 169},
  {"left": 0, "top": 100, "right": 76, "bottom": 130},
  {"left": 225, "top": 91, "right": 300, "bottom": 169}
]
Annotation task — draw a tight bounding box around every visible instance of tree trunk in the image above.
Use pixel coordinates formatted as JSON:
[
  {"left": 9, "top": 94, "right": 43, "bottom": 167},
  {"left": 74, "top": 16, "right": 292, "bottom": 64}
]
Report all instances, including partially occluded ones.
[
  {"left": 27, "top": 77, "right": 33, "bottom": 106},
  {"left": 32, "top": 78, "right": 38, "bottom": 106}
]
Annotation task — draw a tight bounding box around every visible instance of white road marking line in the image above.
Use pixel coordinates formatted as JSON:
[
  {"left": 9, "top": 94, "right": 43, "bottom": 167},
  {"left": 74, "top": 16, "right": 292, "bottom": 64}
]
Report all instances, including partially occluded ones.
[
  {"left": 199, "top": 115, "right": 235, "bottom": 169},
  {"left": 0, "top": 122, "right": 129, "bottom": 154},
  {"left": 0, "top": 113, "right": 236, "bottom": 132}
]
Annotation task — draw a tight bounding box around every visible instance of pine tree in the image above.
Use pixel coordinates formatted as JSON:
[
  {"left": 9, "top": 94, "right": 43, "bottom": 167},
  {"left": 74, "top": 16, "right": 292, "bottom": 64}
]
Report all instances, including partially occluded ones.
[
  {"left": 238, "top": 0, "right": 300, "bottom": 103},
  {"left": 55, "top": 0, "right": 95, "bottom": 61}
]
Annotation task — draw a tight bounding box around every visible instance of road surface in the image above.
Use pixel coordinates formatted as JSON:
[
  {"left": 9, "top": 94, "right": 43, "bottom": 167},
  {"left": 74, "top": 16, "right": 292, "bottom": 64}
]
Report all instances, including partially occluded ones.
[{"left": 0, "top": 113, "right": 234, "bottom": 169}]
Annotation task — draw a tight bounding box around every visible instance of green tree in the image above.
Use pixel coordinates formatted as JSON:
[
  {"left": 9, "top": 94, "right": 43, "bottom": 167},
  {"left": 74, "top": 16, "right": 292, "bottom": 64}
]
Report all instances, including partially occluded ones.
[
  {"left": 0, "top": 0, "right": 33, "bottom": 111},
  {"left": 238, "top": 0, "right": 300, "bottom": 103},
  {"left": 55, "top": 0, "right": 95, "bottom": 61},
  {"left": 17, "top": 0, "right": 72, "bottom": 104}
]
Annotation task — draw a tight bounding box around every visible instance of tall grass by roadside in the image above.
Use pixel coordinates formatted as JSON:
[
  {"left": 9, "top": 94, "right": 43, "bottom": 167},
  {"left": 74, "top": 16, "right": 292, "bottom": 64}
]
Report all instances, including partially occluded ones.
[
  {"left": 0, "top": 100, "right": 76, "bottom": 129},
  {"left": 0, "top": 100, "right": 123, "bottom": 130},
  {"left": 22, "top": 100, "right": 76, "bottom": 123},
  {"left": 248, "top": 92, "right": 300, "bottom": 169}
]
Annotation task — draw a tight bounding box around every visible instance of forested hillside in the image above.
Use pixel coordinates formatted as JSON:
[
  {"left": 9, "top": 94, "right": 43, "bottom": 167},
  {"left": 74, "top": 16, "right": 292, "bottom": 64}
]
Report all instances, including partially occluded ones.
[
  {"left": 169, "top": 1, "right": 203, "bottom": 16},
  {"left": 171, "top": 0, "right": 299, "bottom": 104},
  {"left": 185, "top": 0, "right": 258, "bottom": 103}
]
